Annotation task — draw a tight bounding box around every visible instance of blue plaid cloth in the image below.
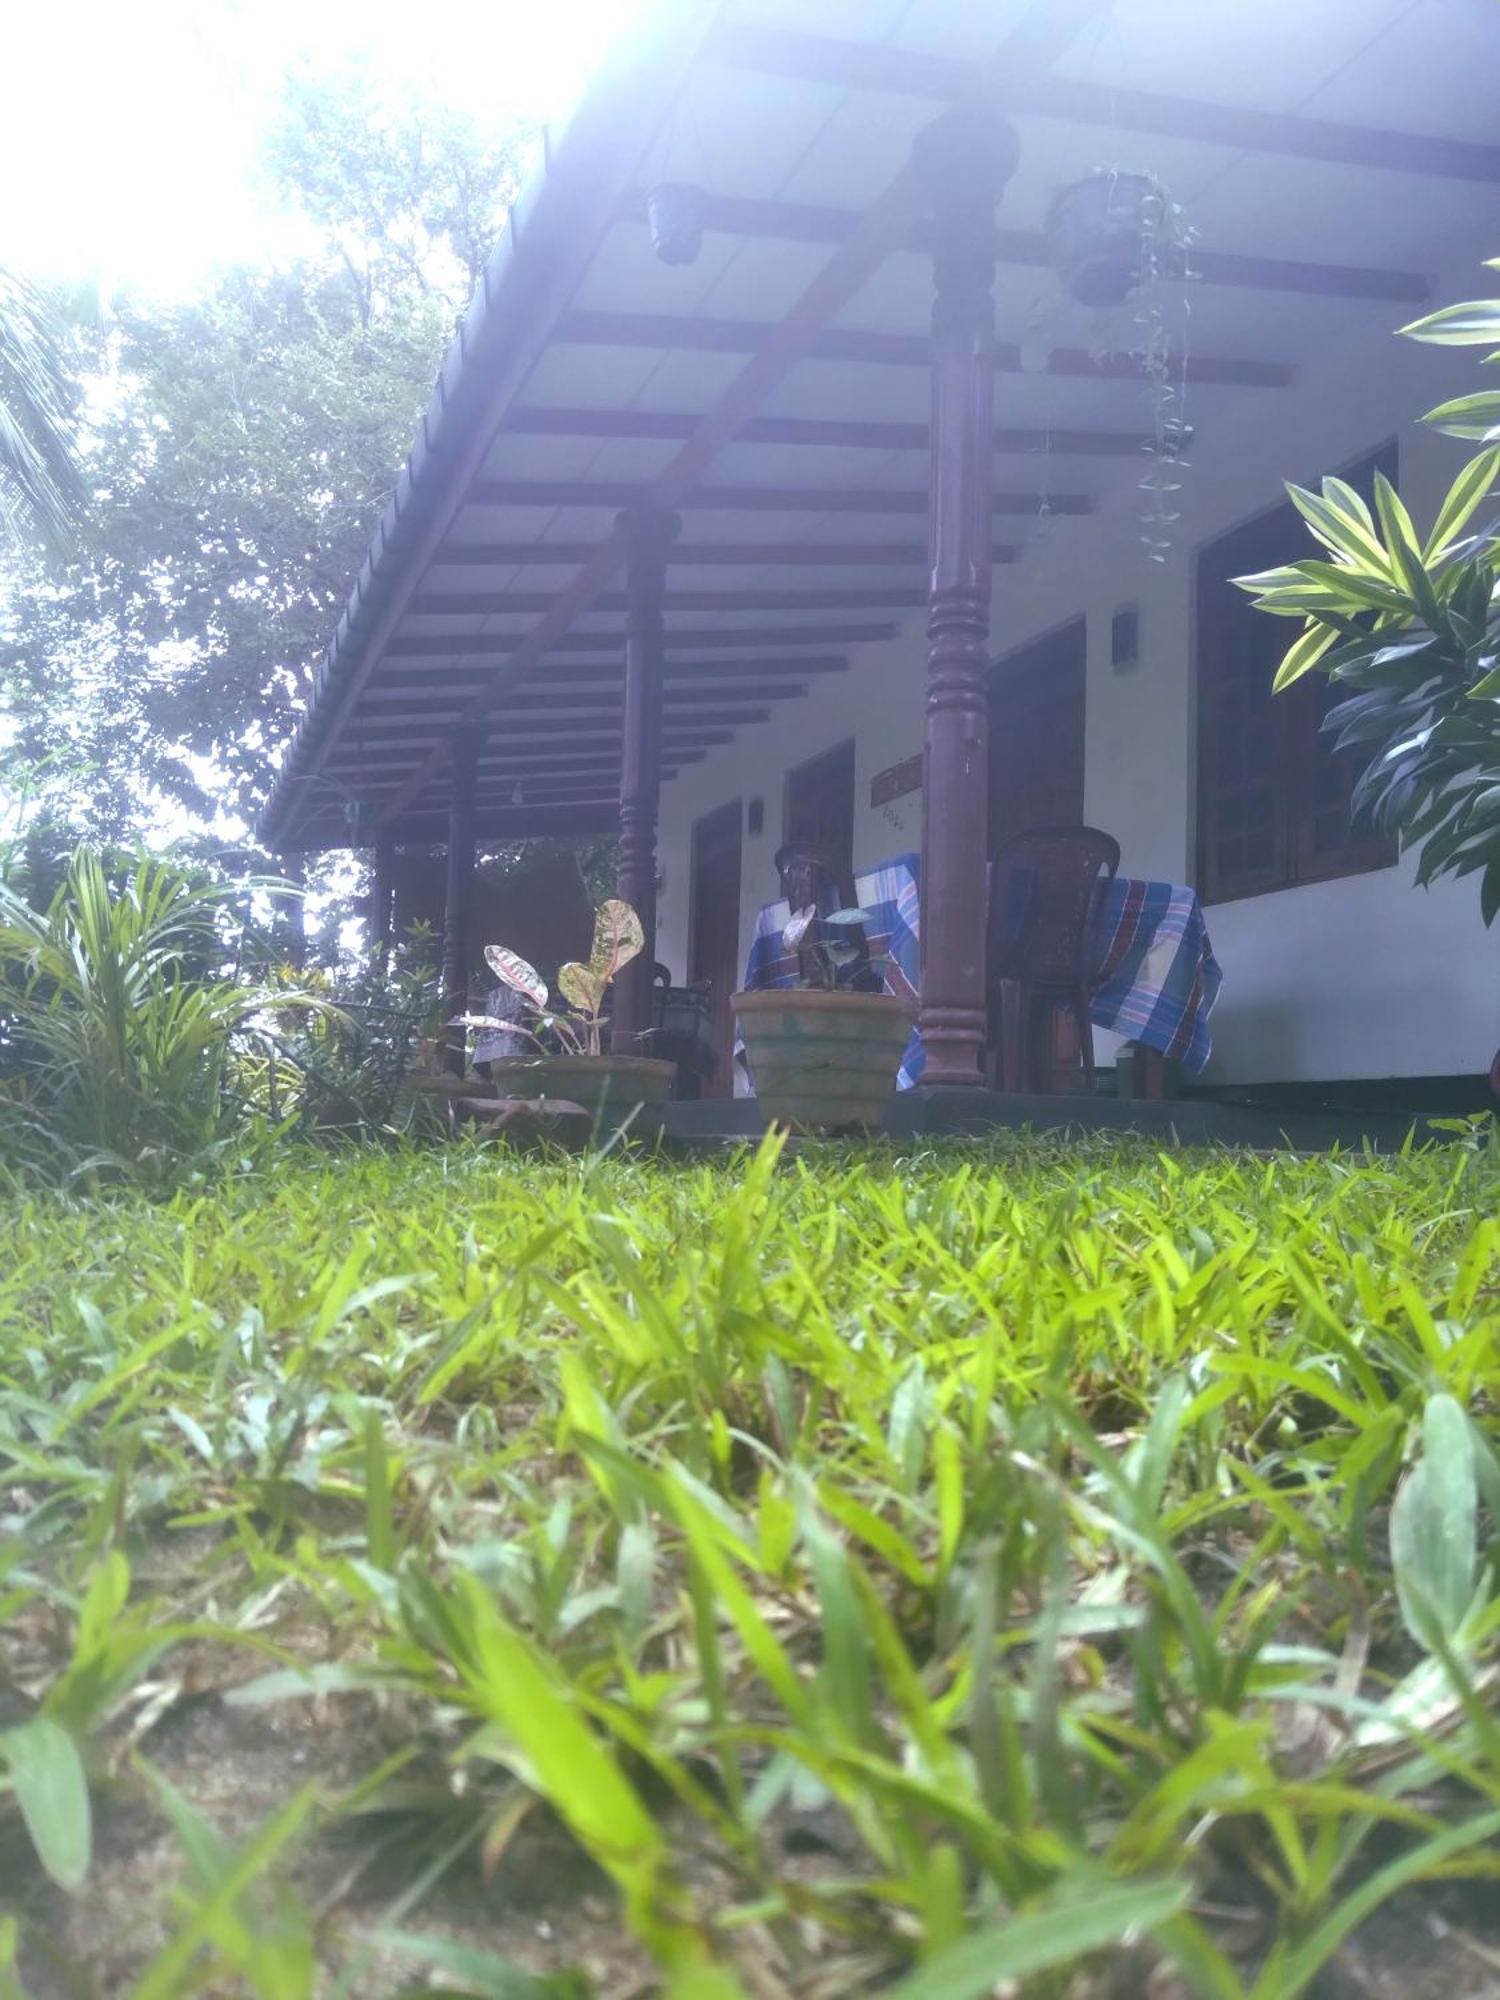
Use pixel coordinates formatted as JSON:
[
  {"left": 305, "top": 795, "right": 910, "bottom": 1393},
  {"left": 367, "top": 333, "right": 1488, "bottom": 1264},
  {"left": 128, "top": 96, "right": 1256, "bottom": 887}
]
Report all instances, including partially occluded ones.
[
  {"left": 1086, "top": 876, "right": 1222, "bottom": 1074},
  {"left": 740, "top": 855, "right": 1221, "bottom": 1087},
  {"left": 738, "top": 853, "right": 925, "bottom": 1089}
]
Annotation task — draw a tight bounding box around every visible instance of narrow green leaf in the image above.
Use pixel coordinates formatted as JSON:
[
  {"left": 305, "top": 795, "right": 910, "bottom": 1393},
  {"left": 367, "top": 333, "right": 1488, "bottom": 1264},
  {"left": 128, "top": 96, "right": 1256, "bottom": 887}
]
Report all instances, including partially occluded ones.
[
  {"left": 1422, "top": 390, "right": 1500, "bottom": 441},
  {"left": 363, "top": 1405, "right": 396, "bottom": 1571},
  {"left": 1389, "top": 1393, "right": 1476, "bottom": 1649},
  {"left": 1273, "top": 621, "right": 1337, "bottom": 693},
  {"left": 1401, "top": 298, "right": 1500, "bottom": 345},
  {"left": 1424, "top": 446, "right": 1500, "bottom": 559},
  {"left": 0, "top": 1719, "right": 90, "bottom": 1892},
  {"left": 885, "top": 1876, "right": 1189, "bottom": 2000}
]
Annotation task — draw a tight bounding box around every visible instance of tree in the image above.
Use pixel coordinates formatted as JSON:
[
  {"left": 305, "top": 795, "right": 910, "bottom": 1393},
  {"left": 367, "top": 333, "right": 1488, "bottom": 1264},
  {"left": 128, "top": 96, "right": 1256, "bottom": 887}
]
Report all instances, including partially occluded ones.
[
  {"left": 0, "top": 267, "right": 83, "bottom": 554},
  {"left": 0, "top": 65, "right": 527, "bottom": 839},
  {"left": 1237, "top": 259, "right": 1500, "bottom": 925}
]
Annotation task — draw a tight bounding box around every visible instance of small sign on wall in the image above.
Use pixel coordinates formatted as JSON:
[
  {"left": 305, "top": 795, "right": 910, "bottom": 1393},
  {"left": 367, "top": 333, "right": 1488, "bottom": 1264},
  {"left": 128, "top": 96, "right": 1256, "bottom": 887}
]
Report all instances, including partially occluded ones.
[{"left": 870, "top": 753, "right": 923, "bottom": 809}]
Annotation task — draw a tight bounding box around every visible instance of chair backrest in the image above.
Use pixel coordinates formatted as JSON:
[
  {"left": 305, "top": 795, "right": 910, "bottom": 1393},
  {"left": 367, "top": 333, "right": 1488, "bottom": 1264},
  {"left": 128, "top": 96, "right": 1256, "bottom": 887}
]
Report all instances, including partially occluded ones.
[{"left": 989, "top": 825, "right": 1121, "bottom": 990}]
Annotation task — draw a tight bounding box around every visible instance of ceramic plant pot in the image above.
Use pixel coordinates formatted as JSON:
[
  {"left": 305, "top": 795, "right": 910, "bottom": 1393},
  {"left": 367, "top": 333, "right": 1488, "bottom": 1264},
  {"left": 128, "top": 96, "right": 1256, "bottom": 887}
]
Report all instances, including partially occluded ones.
[
  {"left": 483, "top": 1054, "right": 676, "bottom": 1125},
  {"left": 733, "top": 988, "right": 914, "bottom": 1135}
]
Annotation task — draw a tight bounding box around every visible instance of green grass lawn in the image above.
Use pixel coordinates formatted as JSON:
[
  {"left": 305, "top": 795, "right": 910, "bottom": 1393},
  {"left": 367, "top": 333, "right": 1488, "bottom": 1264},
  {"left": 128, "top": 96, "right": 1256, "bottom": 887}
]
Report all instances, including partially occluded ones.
[{"left": 3, "top": 1130, "right": 1500, "bottom": 1998}]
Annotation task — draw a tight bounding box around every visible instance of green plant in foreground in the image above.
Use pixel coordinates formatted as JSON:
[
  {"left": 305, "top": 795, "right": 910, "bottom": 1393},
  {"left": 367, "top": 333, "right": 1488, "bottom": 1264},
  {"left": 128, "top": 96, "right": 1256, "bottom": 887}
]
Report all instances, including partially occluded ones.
[
  {"left": 0, "top": 845, "right": 323, "bottom": 1182},
  {"left": 0, "top": 1132, "right": 1497, "bottom": 1994},
  {"left": 1238, "top": 256, "right": 1500, "bottom": 920}
]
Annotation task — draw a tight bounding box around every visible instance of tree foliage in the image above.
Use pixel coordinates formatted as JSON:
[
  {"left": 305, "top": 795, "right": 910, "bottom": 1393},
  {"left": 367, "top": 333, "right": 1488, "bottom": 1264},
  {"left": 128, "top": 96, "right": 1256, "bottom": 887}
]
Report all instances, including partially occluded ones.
[
  {"left": 1237, "top": 259, "right": 1500, "bottom": 924},
  {"left": 0, "top": 65, "right": 528, "bottom": 839},
  {"left": 0, "top": 267, "right": 84, "bottom": 555}
]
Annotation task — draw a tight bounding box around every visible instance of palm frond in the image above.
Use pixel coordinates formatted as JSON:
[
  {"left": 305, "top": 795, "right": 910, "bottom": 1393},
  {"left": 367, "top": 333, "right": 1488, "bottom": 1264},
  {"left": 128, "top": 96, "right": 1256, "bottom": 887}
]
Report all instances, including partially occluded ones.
[{"left": 0, "top": 267, "right": 85, "bottom": 553}]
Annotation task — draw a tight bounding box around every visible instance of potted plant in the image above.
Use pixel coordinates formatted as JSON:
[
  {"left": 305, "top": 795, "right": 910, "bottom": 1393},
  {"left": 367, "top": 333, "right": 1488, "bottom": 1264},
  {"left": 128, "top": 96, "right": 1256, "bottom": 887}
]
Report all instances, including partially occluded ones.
[
  {"left": 1045, "top": 167, "right": 1188, "bottom": 307},
  {"left": 733, "top": 906, "right": 914, "bottom": 1134},
  {"left": 458, "top": 899, "right": 676, "bottom": 1124}
]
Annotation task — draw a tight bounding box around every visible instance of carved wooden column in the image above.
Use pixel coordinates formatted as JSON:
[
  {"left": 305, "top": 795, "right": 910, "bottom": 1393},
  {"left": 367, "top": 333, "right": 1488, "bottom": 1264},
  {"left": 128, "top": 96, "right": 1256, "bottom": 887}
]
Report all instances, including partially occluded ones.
[
  {"left": 370, "top": 829, "right": 396, "bottom": 972},
  {"left": 612, "top": 501, "right": 680, "bottom": 1052},
  {"left": 441, "top": 734, "right": 480, "bottom": 1076},
  {"left": 912, "top": 107, "right": 1020, "bottom": 1087}
]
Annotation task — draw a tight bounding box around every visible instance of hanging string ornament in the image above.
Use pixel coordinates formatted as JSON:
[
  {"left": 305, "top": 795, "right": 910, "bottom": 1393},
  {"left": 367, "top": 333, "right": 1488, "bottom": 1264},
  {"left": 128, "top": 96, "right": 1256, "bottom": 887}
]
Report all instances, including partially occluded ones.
[{"left": 1045, "top": 168, "right": 1197, "bottom": 560}]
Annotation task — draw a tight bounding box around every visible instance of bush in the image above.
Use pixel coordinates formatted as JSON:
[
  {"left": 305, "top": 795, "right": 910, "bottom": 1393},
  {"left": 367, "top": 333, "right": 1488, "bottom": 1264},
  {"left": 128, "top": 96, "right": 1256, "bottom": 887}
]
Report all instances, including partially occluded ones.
[{"left": 0, "top": 845, "right": 321, "bottom": 1184}]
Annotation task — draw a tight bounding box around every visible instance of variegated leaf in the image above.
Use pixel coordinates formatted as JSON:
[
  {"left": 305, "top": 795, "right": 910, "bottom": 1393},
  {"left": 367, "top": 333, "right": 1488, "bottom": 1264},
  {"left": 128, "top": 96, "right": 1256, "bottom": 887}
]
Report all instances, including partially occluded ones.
[
  {"left": 587, "top": 899, "right": 645, "bottom": 983},
  {"left": 483, "top": 946, "right": 547, "bottom": 1008},
  {"left": 557, "top": 961, "right": 607, "bottom": 1014}
]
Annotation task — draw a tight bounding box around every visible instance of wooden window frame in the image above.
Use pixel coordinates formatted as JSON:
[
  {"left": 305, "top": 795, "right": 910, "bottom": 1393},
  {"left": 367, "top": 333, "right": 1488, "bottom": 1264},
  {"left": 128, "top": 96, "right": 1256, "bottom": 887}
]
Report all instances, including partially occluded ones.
[
  {"left": 1195, "top": 444, "right": 1399, "bottom": 907},
  {"left": 782, "top": 737, "right": 857, "bottom": 873}
]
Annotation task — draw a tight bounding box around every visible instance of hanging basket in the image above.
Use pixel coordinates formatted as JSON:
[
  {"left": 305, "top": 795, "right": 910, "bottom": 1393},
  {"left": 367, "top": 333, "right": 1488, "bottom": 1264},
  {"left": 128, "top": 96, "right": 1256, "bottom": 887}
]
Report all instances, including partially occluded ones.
[
  {"left": 646, "top": 181, "right": 707, "bottom": 267},
  {"left": 1045, "top": 170, "right": 1166, "bottom": 308}
]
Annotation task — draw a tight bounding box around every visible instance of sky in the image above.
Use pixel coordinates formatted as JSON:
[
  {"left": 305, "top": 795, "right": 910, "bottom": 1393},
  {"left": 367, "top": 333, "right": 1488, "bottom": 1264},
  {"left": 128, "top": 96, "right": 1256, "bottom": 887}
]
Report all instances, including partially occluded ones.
[{"left": 0, "top": 0, "right": 647, "bottom": 297}]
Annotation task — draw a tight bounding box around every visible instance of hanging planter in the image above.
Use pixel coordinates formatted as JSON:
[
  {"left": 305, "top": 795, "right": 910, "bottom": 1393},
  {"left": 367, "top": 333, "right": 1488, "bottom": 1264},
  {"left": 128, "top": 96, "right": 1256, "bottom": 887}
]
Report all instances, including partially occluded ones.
[
  {"left": 1045, "top": 169, "right": 1174, "bottom": 307},
  {"left": 646, "top": 181, "right": 707, "bottom": 266}
]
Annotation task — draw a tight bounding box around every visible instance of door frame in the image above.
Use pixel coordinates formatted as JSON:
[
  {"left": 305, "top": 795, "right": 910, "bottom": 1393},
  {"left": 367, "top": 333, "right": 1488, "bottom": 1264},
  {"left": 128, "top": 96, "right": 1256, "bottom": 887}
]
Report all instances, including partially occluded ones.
[{"left": 688, "top": 799, "right": 744, "bottom": 1097}]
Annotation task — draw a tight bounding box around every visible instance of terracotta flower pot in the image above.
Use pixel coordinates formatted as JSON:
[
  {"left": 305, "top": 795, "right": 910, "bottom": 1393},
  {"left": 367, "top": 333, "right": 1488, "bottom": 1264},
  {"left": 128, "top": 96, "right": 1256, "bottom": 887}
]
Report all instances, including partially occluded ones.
[
  {"left": 483, "top": 1054, "right": 675, "bottom": 1124},
  {"left": 733, "top": 988, "right": 914, "bottom": 1135}
]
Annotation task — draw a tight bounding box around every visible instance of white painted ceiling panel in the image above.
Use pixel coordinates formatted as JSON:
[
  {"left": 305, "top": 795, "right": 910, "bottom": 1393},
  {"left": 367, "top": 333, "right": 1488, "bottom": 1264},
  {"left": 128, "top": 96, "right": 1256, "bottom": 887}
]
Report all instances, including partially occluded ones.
[
  {"left": 1046, "top": 0, "right": 1417, "bottom": 111},
  {"left": 1304, "top": 0, "right": 1500, "bottom": 141}
]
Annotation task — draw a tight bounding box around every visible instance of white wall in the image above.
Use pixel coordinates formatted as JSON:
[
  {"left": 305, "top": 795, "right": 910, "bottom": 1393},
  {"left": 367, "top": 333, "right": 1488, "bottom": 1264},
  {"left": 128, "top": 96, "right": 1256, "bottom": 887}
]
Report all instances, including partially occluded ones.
[{"left": 655, "top": 265, "right": 1499, "bottom": 1086}]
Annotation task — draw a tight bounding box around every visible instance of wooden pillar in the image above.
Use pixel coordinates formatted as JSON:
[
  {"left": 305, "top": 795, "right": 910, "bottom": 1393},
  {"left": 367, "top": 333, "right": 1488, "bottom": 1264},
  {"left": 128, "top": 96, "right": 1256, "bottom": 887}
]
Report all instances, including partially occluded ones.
[
  {"left": 370, "top": 830, "right": 396, "bottom": 972},
  {"left": 612, "top": 501, "right": 680, "bottom": 1052},
  {"left": 441, "top": 734, "right": 480, "bottom": 1076},
  {"left": 912, "top": 107, "right": 1020, "bottom": 1087}
]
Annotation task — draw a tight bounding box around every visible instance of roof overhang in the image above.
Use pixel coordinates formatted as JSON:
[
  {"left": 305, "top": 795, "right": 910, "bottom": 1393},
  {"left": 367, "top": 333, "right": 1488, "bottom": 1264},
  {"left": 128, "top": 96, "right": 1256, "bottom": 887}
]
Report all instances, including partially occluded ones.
[{"left": 257, "top": 0, "right": 1500, "bottom": 852}]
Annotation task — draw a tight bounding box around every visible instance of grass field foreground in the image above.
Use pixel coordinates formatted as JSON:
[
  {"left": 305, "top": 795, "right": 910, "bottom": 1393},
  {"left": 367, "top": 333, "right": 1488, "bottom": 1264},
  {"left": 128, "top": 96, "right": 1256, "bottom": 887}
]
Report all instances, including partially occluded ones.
[{"left": 3, "top": 1129, "right": 1500, "bottom": 1998}]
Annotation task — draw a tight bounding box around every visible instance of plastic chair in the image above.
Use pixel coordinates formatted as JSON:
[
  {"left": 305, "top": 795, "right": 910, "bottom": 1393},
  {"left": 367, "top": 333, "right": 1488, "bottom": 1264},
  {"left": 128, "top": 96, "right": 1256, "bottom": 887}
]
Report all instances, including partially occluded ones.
[{"left": 988, "top": 826, "right": 1121, "bottom": 1093}]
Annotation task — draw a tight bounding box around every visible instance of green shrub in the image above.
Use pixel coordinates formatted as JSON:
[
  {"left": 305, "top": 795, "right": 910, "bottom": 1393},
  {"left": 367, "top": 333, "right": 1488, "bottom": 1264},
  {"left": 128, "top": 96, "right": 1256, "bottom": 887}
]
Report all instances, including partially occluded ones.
[{"left": 0, "top": 845, "right": 321, "bottom": 1183}]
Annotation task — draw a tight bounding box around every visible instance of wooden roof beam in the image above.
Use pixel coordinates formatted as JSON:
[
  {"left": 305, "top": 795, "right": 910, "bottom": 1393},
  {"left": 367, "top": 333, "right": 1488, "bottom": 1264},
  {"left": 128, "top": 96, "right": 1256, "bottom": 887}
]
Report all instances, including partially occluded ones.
[
  {"left": 409, "top": 584, "right": 928, "bottom": 615},
  {"left": 352, "top": 706, "right": 774, "bottom": 734},
  {"left": 431, "top": 539, "right": 1018, "bottom": 568},
  {"left": 384, "top": 623, "right": 898, "bottom": 658},
  {"left": 288, "top": 803, "right": 622, "bottom": 851},
  {"left": 359, "top": 682, "right": 808, "bottom": 709},
  {"left": 468, "top": 479, "right": 1090, "bottom": 513},
  {"left": 503, "top": 403, "right": 1167, "bottom": 455},
  {"left": 372, "top": 654, "right": 852, "bottom": 686},
  {"left": 614, "top": 189, "right": 1429, "bottom": 305},
  {"left": 705, "top": 22, "right": 1500, "bottom": 185},
  {"left": 554, "top": 309, "right": 1290, "bottom": 388}
]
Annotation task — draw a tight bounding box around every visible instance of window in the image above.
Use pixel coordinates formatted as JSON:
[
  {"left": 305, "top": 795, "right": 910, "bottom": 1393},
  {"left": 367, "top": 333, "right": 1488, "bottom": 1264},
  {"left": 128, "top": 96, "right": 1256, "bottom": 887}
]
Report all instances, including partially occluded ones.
[
  {"left": 1195, "top": 445, "right": 1399, "bottom": 904},
  {"left": 784, "top": 739, "right": 855, "bottom": 880}
]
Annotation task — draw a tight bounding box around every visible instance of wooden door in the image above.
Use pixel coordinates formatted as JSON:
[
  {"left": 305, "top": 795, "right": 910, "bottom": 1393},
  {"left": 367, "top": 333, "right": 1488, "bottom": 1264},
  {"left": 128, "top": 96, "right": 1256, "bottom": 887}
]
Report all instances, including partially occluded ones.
[
  {"left": 689, "top": 801, "right": 743, "bottom": 1099},
  {"left": 784, "top": 738, "right": 856, "bottom": 881},
  {"left": 988, "top": 617, "right": 1087, "bottom": 855}
]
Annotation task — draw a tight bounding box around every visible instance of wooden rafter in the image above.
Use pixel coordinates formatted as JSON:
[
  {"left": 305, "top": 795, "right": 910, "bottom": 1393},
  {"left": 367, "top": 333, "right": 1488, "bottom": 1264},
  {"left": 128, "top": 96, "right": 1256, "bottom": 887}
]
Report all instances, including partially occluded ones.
[
  {"left": 553, "top": 309, "right": 1291, "bottom": 389},
  {"left": 466, "top": 477, "right": 1092, "bottom": 514},
  {"left": 408, "top": 585, "right": 928, "bottom": 615},
  {"left": 430, "top": 539, "right": 1016, "bottom": 568},
  {"left": 705, "top": 22, "right": 1500, "bottom": 185},
  {"left": 502, "top": 403, "right": 1165, "bottom": 455},
  {"left": 615, "top": 188, "right": 1429, "bottom": 304},
  {"left": 384, "top": 623, "right": 898, "bottom": 658},
  {"left": 373, "top": 654, "right": 852, "bottom": 685}
]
